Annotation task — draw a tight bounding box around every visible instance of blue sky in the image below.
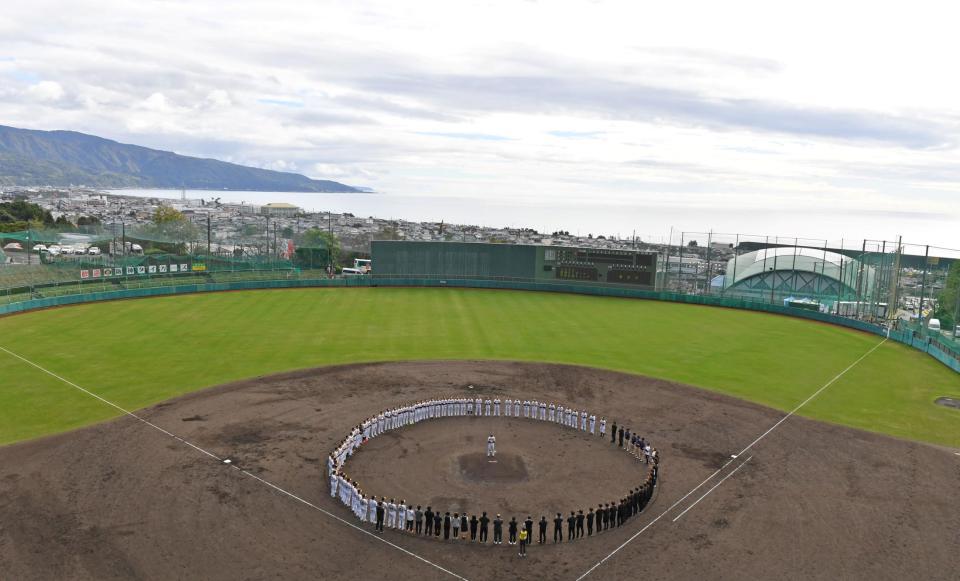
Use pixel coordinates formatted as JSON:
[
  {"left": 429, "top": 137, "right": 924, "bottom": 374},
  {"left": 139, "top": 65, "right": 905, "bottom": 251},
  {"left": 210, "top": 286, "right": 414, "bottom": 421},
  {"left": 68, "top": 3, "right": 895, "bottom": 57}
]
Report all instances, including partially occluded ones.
[{"left": 0, "top": 0, "right": 958, "bottom": 246}]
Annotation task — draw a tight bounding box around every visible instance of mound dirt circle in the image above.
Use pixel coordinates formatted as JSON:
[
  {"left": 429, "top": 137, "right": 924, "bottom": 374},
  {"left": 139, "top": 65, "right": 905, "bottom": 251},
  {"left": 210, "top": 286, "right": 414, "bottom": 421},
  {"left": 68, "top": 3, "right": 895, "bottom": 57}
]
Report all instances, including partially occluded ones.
[{"left": 458, "top": 452, "right": 529, "bottom": 483}]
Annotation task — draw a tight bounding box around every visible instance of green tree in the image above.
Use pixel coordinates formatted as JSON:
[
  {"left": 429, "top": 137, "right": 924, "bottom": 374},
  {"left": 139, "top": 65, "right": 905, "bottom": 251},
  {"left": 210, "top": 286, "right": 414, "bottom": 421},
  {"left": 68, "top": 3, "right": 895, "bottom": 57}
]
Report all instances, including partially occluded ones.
[
  {"left": 300, "top": 228, "right": 341, "bottom": 265},
  {"left": 934, "top": 261, "right": 960, "bottom": 331},
  {"left": 54, "top": 215, "right": 73, "bottom": 230},
  {"left": 134, "top": 204, "right": 199, "bottom": 253},
  {"left": 0, "top": 200, "right": 54, "bottom": 226},
  {"left": 153, "top": 205, "right": 185, "bottom": 224}
]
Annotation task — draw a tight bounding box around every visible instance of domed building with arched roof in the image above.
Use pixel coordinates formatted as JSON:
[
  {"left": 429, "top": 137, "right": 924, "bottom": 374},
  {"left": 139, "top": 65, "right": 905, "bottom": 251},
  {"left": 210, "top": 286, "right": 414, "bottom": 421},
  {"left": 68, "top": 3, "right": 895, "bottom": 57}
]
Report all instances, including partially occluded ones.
[{"left": 721, "top": 247, "right": 877, "bottom": 303}]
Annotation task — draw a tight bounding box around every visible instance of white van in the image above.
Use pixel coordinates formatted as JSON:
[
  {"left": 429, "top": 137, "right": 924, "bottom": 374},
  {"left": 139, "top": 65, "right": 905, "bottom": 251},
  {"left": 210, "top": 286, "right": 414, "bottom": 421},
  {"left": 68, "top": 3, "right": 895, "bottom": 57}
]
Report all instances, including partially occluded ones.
[
  {"left": 341, "top": 267, "right": 366, "bottom": 277},
  {"left": 928, "top": 318, "right": 941, "bottom": 332}
]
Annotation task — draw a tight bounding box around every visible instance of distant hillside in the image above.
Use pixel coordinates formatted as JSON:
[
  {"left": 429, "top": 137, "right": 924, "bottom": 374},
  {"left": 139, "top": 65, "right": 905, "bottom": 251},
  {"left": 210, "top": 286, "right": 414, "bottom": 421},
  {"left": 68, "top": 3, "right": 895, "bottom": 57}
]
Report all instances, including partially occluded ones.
[{"left": 0, "top": 125, "right": 360, "bottom": 193}]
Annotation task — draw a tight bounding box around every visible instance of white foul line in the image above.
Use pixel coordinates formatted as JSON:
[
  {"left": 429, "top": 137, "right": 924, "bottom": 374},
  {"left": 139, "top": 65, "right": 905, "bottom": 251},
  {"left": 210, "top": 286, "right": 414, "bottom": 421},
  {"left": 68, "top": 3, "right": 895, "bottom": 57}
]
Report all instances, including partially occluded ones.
[
  {"left": 671, "top": 455, "right": 753, "bottom": 522},
  {"left": 730, "top": 338, "right": 888, "bottom": 460},
  {"left": 575, "top": 337, "right": 888, "bottom": 581},
  {"left": 0, "top": 345, "right": 470, "bottom": 581}
]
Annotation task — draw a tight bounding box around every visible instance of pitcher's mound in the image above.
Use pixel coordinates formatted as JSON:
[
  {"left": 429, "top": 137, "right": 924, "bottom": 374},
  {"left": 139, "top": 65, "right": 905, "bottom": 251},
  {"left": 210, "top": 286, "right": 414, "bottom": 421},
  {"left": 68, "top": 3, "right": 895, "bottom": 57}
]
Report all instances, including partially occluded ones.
[{"left": 458, "top": 452, "right": 529, "bottom": 483}]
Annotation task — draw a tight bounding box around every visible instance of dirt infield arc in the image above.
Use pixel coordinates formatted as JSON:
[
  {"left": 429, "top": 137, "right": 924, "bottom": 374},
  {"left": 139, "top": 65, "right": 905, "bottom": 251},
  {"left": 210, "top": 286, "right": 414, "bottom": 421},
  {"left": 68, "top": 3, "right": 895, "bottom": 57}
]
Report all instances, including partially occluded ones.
[{"left": 1, "top": 361, "right": 957, "bottom": 580}]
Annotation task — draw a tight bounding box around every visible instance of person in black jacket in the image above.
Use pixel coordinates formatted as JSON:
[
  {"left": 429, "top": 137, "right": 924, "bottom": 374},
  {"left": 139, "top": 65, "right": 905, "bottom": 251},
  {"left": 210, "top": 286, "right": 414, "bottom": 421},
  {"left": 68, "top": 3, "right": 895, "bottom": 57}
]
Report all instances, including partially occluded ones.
[
  {"left": 524, "top": 516, "right": 533, "bottom": 549},
  {"left": 618, "top": 426, "right": 625, "bottom": 448},
  {"left": 611, "top": 421, "right": 617, "bottom": 444},
  {"left": 469, "top": 514, "right": 479, "bottom": 541},
  {"left": 443, "top": 512, "right": 451, "bottom": 539},
  {"left": 607, "top": 503, "right": 616, "bottom": 529},
  {"left": 424, "top": 506, "right": 434, "bottom": 535},
  {"left": 375, "top": 498, "right": 385, "bottom": 532},
  {"left": 479, "top": 512, "right": 490, "bottom": 543},
  {"left": 459, "top": 514, "right": 468, "bottom": 539},
  {"left": 493, "top": 514, "right": 503, "bottom": 545},
  {"left": 553, "top": 513, "right": 563, "bottom": 543},
  {"left": 434, "top": 511, "right": 442, "bottom": 537},
  {"left": 415, "top": 505, "right": 424, "bottom": 535},
  {"left": 566, "top": 512, "right": 576, "bottom": 541},
  {"left": 600, "top": 503, "right": 608, "bottom": 531},
  {"left": 587, "top": 507, "right": 595, "bottom": 536},
  {"left": 538, "top": 515, "right": 547, "bottom": 544},
  {"left": 576, "top": 509, "right": 585, "bottom": 538},
  {"left": 508, "top": 516, "right": 518, "bottom": 545}
]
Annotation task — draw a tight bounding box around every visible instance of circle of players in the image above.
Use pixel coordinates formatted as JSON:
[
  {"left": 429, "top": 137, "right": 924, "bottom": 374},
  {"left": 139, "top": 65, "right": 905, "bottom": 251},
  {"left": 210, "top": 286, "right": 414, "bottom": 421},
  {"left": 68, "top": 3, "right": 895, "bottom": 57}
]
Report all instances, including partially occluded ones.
[{"left": 327, "top": 396, "right": 660, "bottom": 552}]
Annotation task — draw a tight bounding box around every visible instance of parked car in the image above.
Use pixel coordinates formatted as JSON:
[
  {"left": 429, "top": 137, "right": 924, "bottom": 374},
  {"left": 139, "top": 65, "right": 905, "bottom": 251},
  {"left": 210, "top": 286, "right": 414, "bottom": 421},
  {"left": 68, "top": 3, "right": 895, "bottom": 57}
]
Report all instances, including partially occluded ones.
[
  {"left": 955, "top": 325, "right": 960, "bottom": 338},
  {"left": 341, "top": 267, "right": 366, "bottom": 276},
  {"left": 47, "top": 245, "right": 62, "bottom": 256},
  {"left": 34, "top": 244, "right": 47, "bottom": 253},
  {"left": 927, "top": 318, "right": 941, "bottom": 332},
  {"left": 87, "top": 246, "right": 101, "bottom": 255}
]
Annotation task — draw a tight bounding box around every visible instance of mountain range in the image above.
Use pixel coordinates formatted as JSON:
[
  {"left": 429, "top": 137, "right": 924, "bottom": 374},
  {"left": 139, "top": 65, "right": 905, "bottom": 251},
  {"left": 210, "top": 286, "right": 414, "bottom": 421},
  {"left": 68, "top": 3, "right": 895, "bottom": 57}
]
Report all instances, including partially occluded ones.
[{"left": 0, "top": 125, "right": 360, "bottom": 192}]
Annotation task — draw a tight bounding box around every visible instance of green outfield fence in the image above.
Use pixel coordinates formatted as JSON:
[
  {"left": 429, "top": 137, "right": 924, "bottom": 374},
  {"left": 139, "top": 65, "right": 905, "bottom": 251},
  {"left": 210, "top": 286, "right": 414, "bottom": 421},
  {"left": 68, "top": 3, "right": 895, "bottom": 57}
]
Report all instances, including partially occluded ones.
[{"left": 1, "top": 272, "right": 958, "bottom": 375}]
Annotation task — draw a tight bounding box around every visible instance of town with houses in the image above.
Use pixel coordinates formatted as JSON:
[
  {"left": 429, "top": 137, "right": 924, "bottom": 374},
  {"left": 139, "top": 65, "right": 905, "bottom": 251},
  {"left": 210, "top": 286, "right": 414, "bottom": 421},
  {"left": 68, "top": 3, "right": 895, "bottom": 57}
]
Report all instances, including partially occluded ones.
[{"left": 0, "top": 186, "right": 727, "bottom": 276}]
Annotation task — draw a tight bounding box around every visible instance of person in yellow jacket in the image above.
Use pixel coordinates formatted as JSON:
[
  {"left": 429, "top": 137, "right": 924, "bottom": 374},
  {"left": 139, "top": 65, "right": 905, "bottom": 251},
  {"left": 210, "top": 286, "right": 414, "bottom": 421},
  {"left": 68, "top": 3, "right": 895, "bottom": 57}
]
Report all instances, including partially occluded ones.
[{"left": 518, "top": 528, "right": 528, "bottom": 558}]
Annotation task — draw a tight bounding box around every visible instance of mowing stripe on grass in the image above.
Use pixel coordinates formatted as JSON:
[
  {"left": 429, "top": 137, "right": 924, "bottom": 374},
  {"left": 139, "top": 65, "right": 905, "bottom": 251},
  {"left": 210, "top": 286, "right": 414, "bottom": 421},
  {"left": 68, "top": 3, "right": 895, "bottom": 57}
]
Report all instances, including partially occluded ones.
[{"left": 0, "top": 344, "right": 471, "bottom": 581}]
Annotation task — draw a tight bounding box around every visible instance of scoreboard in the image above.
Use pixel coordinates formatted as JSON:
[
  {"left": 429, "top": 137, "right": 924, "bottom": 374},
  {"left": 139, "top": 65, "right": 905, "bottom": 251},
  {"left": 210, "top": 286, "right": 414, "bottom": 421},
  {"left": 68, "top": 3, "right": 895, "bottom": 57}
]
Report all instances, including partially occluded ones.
[{"left": 543, "top": 247, "right": 657, "bottom": 287}]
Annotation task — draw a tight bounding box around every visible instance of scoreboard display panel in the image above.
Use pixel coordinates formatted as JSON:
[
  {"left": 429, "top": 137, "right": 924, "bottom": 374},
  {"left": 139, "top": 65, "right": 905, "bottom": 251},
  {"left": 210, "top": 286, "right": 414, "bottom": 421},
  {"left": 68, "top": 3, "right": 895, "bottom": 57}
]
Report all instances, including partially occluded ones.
[
  {"left": 607, "top": 269, "right": 653, "bottom": 285},
  {"left": 550, "top": 247, "right": 657, "bottom": 288},
  {"left": 556, "top": 265, "right": 599, "bottom": 281}
]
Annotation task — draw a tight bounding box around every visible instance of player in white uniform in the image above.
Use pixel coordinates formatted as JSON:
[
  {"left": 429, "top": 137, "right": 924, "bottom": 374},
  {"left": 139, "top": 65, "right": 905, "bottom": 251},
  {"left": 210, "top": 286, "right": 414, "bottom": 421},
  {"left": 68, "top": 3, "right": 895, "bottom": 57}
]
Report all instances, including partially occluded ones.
[
  {"left": 329, "top": 471, "right": 339, "bottom": 497},
  {"left": 487, "top": 434, "right": 496, "bottom": 457},
  {"left": 505, "top": 398, "right": 512, "bottom": 416},
  {"left": 485, "top": 399, "right": 492, "bottom": 416},
  {"left": 514, "top": 399, "right": 520, "bottom": 416},
  {"left": 581, "top": 411, "right": 588, "bottom": 431},
  {"left": 368, "top": 496, "right": 378, "bottom": 524},
  {"left": 549, "top": 403, "right": 556, "bottom": 422},
  {"left": 387, "top": 499, "right": 397, "bottom": 528},
  {"left": 556, "top": 405, "right": 564, "bottom": 424},
  {"left": 589, "top": 414, "right": 597, "bottom": 435},
  {"left": 493, "top": 398, "right": 501, "bottom": 416},
  {"left": 539, "top": 401, "right": 547, "bottom": 420},
  {"left": 475, "top": 397, "right": 483, "bottom": 416},
  {"left": 599, "top": 417, "right": 607, "bottom": 438}
]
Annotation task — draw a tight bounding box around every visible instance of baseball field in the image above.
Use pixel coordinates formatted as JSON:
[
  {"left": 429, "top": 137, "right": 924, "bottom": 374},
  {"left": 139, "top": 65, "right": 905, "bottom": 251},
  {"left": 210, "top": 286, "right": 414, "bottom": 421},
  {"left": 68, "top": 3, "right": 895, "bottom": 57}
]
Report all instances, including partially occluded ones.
[
  {"left": 1, "top": 287, "right": 959, "bottom": 581},
  {"left": 1, "top": 287, "right": 958, "bottom": 446}
]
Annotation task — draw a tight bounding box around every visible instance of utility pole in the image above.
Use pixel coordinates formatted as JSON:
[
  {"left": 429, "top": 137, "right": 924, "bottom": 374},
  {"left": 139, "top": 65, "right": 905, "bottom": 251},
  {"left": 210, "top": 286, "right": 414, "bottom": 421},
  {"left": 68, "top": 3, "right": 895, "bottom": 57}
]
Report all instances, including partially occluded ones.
[
  {"left": 770, "top": 236, "right": 779, "bottom": 304},
  {"left": 678, "top": 231, "right": 685, "bottom": 292},
  {"left": 207, "top": 214, "right": 211, "bottom": 255},
  {"left": 953, "top": 276, "right": 960, "bottom": 333},
  {"left": 888, "top": 237, "right": 903, "bottom": 324},
  {"left": 919, "top": 244, "right": 929, "bottom": 334},
  {"left": 705, "top": 230, "right": 712, "bottom": 295},
  {"left": 836, "top": 238, "right": 845, "bottom": 314}
]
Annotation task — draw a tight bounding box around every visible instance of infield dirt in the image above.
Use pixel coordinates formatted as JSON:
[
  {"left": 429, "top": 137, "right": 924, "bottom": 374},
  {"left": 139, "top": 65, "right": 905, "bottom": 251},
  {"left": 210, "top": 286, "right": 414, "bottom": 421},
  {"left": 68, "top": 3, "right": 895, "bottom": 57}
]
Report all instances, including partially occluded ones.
[{"left": 0, "top": 361, "right": 957, "bottom": 580}]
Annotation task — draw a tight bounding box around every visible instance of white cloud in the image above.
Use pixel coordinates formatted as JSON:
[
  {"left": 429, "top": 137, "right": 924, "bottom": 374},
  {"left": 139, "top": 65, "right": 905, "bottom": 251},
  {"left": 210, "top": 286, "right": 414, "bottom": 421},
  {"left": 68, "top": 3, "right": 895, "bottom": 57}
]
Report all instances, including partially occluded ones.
[
  {"left": 26, "top": 80, "right": 64, "bottom": 102},
  {"left": 0, "top": 0, "right": 958, "bottom": 245}
]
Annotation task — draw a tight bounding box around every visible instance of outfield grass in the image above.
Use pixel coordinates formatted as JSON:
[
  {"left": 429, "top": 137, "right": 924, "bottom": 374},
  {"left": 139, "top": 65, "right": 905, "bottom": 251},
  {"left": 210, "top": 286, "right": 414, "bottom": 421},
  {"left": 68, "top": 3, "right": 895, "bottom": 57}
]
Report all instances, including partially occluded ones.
[{"left": 1, "top": 288, "right": 958, "bottom": 447}]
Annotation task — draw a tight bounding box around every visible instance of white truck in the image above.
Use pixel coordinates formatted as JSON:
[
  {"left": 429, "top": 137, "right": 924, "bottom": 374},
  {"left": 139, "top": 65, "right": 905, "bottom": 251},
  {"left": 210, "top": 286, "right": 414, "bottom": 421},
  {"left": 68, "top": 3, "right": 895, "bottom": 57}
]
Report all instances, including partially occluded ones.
[{"left": 353, "top": 258, "right": 371, "bottom": 273}]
